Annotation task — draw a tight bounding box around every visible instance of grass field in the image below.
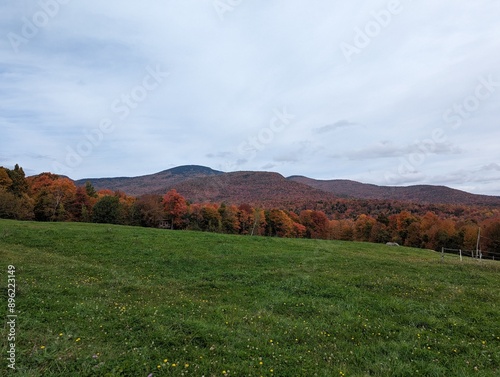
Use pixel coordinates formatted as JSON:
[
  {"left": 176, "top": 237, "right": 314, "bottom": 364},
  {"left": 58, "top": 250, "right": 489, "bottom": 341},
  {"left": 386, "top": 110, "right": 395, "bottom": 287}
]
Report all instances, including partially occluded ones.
[{"left": 1, "top": 219, "right": 499, "bottom": 376}]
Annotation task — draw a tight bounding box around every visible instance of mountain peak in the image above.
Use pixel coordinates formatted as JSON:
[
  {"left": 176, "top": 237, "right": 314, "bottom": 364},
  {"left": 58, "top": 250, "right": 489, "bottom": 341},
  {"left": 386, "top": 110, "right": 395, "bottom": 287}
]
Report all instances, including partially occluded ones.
[{"left": 165, "top": 165, "right": 224, "bottom": 176}]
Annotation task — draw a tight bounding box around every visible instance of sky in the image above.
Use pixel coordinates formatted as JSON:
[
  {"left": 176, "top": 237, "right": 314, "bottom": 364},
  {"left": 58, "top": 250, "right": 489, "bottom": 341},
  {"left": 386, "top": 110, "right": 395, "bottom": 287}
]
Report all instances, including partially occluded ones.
[{"left": 1, "top": 0, "right": 499, "bottom": 195}]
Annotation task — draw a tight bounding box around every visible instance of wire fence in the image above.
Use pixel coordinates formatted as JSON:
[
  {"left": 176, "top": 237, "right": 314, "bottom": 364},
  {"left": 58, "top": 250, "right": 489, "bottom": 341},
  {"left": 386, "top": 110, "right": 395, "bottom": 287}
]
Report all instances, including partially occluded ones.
[{"left": 440, "top": 247, "right": 500, "bottom": 262}]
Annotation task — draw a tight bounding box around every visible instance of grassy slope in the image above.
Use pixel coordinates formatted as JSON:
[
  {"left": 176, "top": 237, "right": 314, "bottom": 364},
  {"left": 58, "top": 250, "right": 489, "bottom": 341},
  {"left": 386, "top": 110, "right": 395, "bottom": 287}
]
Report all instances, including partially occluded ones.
[{"left": 0, "top": 219, "right": 499, "bottom": 377}]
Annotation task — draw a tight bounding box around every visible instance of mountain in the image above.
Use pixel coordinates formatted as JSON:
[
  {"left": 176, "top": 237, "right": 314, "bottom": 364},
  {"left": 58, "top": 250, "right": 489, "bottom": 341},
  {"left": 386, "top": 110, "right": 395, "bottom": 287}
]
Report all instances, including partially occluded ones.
[
  {"left": 73, "top": 165, "right": 500, "bottom": 207},
  {"left": 287, "top": 176, "right": 500, "bottom": 206},
  {"left": 74, "top": 165, "right": 223, "bottom": 197}
]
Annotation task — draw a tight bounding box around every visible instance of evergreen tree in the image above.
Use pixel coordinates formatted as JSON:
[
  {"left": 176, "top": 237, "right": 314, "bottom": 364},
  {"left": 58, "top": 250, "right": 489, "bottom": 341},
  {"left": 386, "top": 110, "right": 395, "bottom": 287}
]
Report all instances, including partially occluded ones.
[
  {"left": 7, "top": 164, "right": 28, "bottom": 196},
  {"left": 85, "top": 181, "right": 98, "bottom": 198},
  {"left": 92, "top": 196, "right": 121, "bottom": 224}
]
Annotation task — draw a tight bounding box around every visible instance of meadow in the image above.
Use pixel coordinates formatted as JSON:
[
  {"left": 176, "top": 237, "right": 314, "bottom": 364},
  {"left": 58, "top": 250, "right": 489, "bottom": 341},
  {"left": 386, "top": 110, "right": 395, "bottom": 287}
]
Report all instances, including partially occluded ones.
[{"left": 1, "top": 219, "right": 499, "bottom": 376}]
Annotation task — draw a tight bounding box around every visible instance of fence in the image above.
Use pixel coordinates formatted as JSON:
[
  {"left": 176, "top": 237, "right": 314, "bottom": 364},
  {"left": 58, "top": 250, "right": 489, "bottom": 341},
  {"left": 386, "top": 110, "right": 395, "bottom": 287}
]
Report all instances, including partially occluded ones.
[{"left": 440, "top": 247, "right": 500, "bottom": 262}]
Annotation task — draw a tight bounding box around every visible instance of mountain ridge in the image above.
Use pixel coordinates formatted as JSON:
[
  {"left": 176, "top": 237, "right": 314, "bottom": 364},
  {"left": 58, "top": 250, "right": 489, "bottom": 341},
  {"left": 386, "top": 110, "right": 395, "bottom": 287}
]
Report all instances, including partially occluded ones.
[
  {"left": 72, "top": 165, "right": 500, "bottom": 206},
  {"left": 75, "top": 165, "right": 223, "bottom": 196},
  {"left": 286, "top": 176, "right": 500, "bottom": 206}
]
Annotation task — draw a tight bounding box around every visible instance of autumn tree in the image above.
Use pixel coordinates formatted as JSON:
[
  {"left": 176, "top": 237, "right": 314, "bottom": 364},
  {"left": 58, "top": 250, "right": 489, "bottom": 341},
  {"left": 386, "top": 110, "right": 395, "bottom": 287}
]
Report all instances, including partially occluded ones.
[
  {"left": 0, "top": 166, "right": 33, "bottom": 220},
  {"left": 186, "top": 203, "right": 203, "bottom": 231},
  {"left": 249, "top": 208, "right": 267, "bottom": 236},
  {"left": 162, "top": 189, "right": 188, "bottom": 229},
  {"left": 482, "top": 219, "right": 500, "bottom": 255},
  {"left": 0, "top": 167, "right": 13, "bottom": 189},
  {"left": 97, "top": 189, "right": 115, "bottom": 197},
  {"left": 132, "top": 194, "right": 164, "bottom": 227},
  {"left": 291, "top": 221, "right": 307, "bottom": 238},
  {"left": 0, "top": 188, "right": 17, "bottom": 219},
  {"left": 354, "top": 214, "right": 376, "bottom": 242},
  {"left": 389, "top": 211, "right": 418, "bottom": 245},
  {"left": 70, "top": 186, "right": 98, "bottom": 222},
  {"left": 369, "top": 221, "right": 390, "bottom": 244},
  {"left": 28, "top": 173, "right": 77, "bottom": 221},
  {"left": 405, "top": 221, "right": 422, "bottom": 247},
  {"left": 299, "top": 210, "right": 329, "bottom": 239},
  {"left": 329, "top": 219, "right": 354, "bottom": 241},
  {"left": 266, "top": 209, "right": 294, "bottom": 238},
  {"left": 219, "top": 203, "right": 240, "bottom": 234},
  {"left": 436, "top": 219, "right": 459, "bottom": 250},
  {"left": 200, "top": 204, "right": 221, "bottom": 232},
  {"left": 0, "top": 188, "right": 34, "bottom": 220},
  {"left": 238, "top": 203, "right": 254, "bottom": 235},
  {"left": 341, "top": 219, "right": 355, "bottom": 241}
]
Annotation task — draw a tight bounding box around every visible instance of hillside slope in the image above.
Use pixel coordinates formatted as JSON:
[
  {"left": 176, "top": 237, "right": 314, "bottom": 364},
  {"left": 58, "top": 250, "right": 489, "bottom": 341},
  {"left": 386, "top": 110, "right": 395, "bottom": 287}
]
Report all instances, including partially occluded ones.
[
  {"left": 173, "top": 171, "right": 336, "bottom": 206},
  {"left": 288, "top": 176, "right": 500, "bottom": 206}
]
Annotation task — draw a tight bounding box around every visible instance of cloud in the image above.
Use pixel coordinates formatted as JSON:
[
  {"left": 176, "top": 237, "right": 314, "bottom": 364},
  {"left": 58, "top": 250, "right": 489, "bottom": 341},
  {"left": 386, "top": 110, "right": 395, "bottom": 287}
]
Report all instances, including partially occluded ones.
[
  {"left": 314, "top": 120, "right": 358, "bottom": 134},
  {"left": 482, "top": 163, "right": 500, "bottom": 172},
  {"left": 206, "top": 152, "right": 233, "bottom": 159},
  {"left": 261, "top": 163, "right": 276, "bottom": 170},
  {"left": 332, "top": 140, "right": 464, "bottom": 161},
  {"left": 273, "top": 154, "right": 300, "bottom": 163}
]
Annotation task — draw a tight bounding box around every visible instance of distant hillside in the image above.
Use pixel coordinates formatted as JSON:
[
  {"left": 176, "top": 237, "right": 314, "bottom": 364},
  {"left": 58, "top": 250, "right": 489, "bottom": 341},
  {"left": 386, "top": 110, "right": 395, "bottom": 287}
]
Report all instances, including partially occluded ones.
[
  {"left": 75, "top": 165, "right": 223, "bottom": 196},
  {"left": 287, "top": 176, "right": 500, "bottom": 206},
  {"left": 73, "top": 165, "right": 500, "bottom": 207},
  {"left": 173, "top": 171, "right": 336, "bottom": 206}
]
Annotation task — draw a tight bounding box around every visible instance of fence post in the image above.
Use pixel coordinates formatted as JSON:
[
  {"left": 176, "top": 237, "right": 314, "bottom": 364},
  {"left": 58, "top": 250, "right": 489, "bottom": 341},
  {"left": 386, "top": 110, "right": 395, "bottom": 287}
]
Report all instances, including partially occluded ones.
[
  {"left": 441, "top": 247, "right": 444, "bottom": 263},
  {"left": 459, "top": 249, "right": 462, "bottom": 262}
]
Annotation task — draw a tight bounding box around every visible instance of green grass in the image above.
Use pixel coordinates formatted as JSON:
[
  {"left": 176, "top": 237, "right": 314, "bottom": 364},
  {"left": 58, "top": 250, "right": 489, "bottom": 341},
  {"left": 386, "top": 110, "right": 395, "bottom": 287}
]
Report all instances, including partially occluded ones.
[{"left": 1, "top": 219, "right": 499, "bottom": 376}]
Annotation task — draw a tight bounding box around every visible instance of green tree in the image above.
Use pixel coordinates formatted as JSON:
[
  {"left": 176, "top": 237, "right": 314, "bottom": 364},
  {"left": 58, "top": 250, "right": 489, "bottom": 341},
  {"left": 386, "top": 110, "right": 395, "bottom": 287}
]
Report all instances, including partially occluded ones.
[
  {"left": 7, "top": 164, "right": 28, "bottom": 196},
  {"left": 85, "top": 181, "right": 98, "bottom": 198},
  {"left": 93, "top": 196, "right": 121, "bottom": 224}
]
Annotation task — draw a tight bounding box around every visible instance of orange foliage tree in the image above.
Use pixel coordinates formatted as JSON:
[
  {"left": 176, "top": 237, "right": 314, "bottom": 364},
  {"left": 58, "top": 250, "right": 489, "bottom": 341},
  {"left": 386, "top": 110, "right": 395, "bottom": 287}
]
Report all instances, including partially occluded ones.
[
  {"left": 28, "top": 173, "right": 77, "bottom": 221},
  {"left": 162, "top": 189, "right": 188, "bottom": 229}
]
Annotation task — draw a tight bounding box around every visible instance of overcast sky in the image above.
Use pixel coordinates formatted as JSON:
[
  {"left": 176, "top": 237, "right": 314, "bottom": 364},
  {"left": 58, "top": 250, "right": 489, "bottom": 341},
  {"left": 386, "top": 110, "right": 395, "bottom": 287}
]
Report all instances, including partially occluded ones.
[{"left": 1, "top": 0, "right": 499, "bottom": 195}]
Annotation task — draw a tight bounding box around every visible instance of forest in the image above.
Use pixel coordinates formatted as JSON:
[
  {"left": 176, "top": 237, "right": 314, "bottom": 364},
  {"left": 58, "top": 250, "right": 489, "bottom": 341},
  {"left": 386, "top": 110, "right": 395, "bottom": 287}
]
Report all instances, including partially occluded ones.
[{"left": 1, "top": 165, "right": 500, "bottom": 257}]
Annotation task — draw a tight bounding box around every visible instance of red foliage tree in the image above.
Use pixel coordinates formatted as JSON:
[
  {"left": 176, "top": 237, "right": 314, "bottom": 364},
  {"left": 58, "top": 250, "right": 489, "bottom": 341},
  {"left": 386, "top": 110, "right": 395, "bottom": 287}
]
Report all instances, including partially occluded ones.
[{"left": 300, "top": 210, "right": 329, "bottom": 239}]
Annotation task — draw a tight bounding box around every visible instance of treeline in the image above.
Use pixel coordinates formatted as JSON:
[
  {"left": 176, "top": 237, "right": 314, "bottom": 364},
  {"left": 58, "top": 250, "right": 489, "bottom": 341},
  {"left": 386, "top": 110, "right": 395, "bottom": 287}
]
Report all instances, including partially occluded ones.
[{"left": 1, "top": 166, "right": 499, "bottom": 255}]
